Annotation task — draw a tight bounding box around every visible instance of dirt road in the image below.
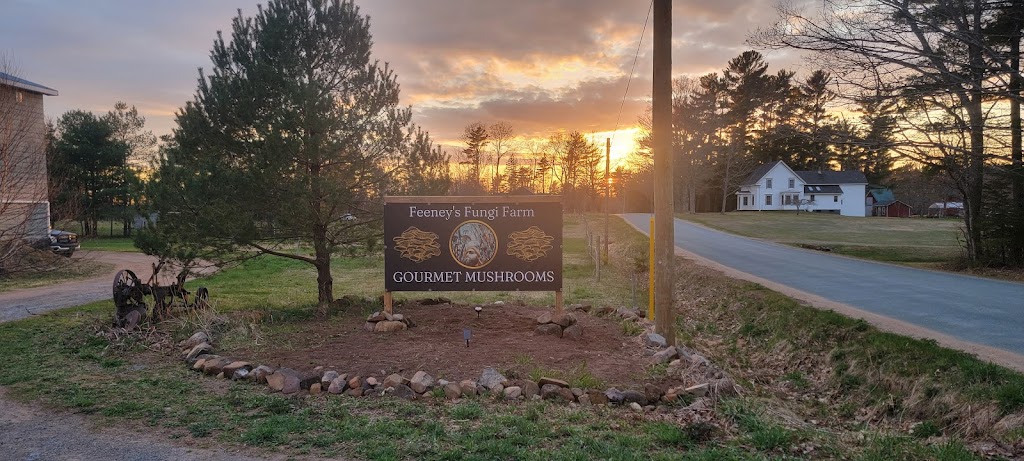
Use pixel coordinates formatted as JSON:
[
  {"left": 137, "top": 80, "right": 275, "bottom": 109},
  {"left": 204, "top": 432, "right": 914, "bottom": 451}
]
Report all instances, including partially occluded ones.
[
  {"left": 0, "top": 251, "right": 202, "bottom": 322},
  {"left": 0, "top": 252, "right": 305, "bottom": 461}
]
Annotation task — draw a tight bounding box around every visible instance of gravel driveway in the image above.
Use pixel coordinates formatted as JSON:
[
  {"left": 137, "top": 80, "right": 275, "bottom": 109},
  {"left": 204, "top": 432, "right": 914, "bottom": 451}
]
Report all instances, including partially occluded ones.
[{"left": 0, "top": 251, "right": 309, "bottom": 461}]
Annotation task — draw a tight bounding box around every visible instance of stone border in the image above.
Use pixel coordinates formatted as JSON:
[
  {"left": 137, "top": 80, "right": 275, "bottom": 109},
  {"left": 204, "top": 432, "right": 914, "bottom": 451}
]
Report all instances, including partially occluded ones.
[{"left": 176, "top": 303, "right": 740, "bottom": 411}]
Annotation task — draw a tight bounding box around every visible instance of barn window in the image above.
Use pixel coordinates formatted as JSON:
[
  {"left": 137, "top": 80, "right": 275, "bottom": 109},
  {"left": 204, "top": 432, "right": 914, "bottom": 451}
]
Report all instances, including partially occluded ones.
[{"left": 16, "top": 91, "right": 24, "bottom": 103}]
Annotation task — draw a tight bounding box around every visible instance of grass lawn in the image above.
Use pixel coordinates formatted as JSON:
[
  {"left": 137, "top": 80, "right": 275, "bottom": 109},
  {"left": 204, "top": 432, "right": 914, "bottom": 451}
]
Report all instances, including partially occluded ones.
[
  {"left": 0, "top": 213, "right": 1020, "bottom": 459},
  {"left": 80, "top": 237, "right": 139, "bottom": 252},
  {"left": 682, "top": 212, "right": 963, "bottom": 265}
]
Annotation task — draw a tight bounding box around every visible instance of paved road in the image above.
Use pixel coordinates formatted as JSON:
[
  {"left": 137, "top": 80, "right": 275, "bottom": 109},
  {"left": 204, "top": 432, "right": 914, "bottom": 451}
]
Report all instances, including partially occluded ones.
[{"left": 622, "top": 214, "right": 1024, "bottom": 367}]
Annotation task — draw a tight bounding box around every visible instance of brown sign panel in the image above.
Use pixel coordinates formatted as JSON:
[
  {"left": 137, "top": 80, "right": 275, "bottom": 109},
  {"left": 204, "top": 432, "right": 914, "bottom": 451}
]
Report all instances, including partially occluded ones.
[{"left": 384, "top": 196, "right": 562, "bottom": 292}]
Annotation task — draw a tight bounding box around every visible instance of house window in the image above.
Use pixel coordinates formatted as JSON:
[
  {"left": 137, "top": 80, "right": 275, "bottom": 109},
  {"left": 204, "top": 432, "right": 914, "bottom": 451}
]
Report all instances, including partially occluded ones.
[
  {"left": 766, "top": 178, "right": 773, "bottom": 189},
  {"left": 788, "top": 178, "right": 795, "bottom": 189},
  {"left": 765, "top": 195, "right": 773, "bottom": 206},
  {"left": 742, "top": 196, "right": 748, "bottom": 206},
  {"left": 810, "top": 195, "right": 815, "bottom": 202},
  {"left": 834, "top": 196, "right": 838, "bottom": 203},
  {"left": 16, "top": 91, "right": 24, "bottom": 104}
]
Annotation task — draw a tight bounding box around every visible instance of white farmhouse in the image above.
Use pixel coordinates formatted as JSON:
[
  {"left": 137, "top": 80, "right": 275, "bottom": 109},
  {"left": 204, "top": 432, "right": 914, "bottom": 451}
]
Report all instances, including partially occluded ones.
[{"left": 735, "top": 161, "right": 868, "bottom": 217}]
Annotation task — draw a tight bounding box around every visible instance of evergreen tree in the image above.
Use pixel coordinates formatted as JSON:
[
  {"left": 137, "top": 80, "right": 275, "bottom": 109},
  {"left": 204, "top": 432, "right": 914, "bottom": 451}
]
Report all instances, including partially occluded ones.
[{"left": 151, "top": 0, "right": 413, "bottom": 313}]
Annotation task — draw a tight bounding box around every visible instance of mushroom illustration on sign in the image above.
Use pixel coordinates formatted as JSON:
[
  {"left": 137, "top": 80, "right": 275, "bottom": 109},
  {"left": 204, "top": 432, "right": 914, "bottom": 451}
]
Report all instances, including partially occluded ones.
[
  {"left": 506, "top": 226, "right": 554, "bottom": 262},
  {"left": 393, "top": 227, "right": 441, "bottom": 262},
  {"left": 449, "top": 220, "right": 497, "bottom": 269}
]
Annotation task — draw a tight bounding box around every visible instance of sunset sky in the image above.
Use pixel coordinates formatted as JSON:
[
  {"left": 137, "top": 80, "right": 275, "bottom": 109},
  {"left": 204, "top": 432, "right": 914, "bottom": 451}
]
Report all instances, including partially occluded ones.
[{"left": 2, "top": 0, "right": 807, "bottom": 165}]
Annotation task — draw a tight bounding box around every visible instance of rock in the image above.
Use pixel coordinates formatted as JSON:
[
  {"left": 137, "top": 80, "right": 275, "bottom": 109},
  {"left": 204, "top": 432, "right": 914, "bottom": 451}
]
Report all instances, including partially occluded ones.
[
  {"left": 512, "top": 380, "right": 539, "bottom": 399},
  {"left": 536, "top": 312, "right": 553, "bottom": 324},
  {"left": 222, "top": 361, "right": 252, "bottom": 377},
  {"left": 299, "top": 370, "right": 323, "bottom": 390},
  {"left": 538, "top": 377, "right": 570, "bottom": 388},
  {"left": 534, "top": 324, "right": 563, "bottom": 337},
  {"left": 202, "top": 357, "right": 233, "bottom": 376},
  {"left": 578, "top": 394, "right": 592, "bottom": 406},
  {"left": 443, "top": 383, "right": 463, "bottom": 400},
  {"left": 438, "top": 379, "right": 449, "bottom": 387},
  {"left": 252, "top": 365, "right": 275, "bottom": 384},
  {"left": 184, "top": 343, "right": 213, "bottom": 362},
  {"left": 644, "top": 383, "right": 665, "bottom": 402},
  {"left": 621, "top": 390, "right": 648, "bottom": 405},
  {"left": 586, "top": 390, "right": 609, "bottom": 405},
  {"left": 387, "top": 383, "right": 418, "bottom": 400},
  {"left": 594, "top": 306, "right": 615, "bottom": 316},
  {"left": 192, "top": 358, "right": 208, "bottom": 371},
  {"left": 309, "top": 383, "right": 322, "bottom": 395},
  {"left": 347, "top": 376, "right": 363, "bottom": 390},
  {"left": 562, "top": 323, "right": 583, "bottom": 340},
  {"left": 644, "top": 333, "right": 667, "bottom": 348},
  {"left": 374, "top": 321, "right": 407, "bottom": 333},
  {"left": 615, "top": 307, "right": 639, "bottom": 320},
  {"left": 685, "top": 383, "right": 709, "bottom": 397},
  {"left": 391, "top": 314, "right": 404, "bottom": 322},
  {"left": 366, "top": 377, "right": 379, "bottom": 387},
  {"left": 215, "top": 372, "right": 225, "bottom": 379},
  {"left": 605, "top": 388, "right": 625, "bottom": 404},
  {"left": 571, "top": 388, "right": 584, "bottom": 399},
  {"left": 321, "top": 371, "right": 339, "bottom": 388},
  {"left": 328, "top": 376, "right": 348, "bottom": 394},
  {"left": 383, "top": 373, "right": 406, "bottom": 389},
  {"left": 541, "top": 384, "right": 575, "bottom": 402},
  {"left": 570, "top": 303, "right": 592, "bottom": 313},
  {"left": 363, "top": 322, "right": 376, "bottom": 332},
  {"left": 663, "top": 387, "right": 680, "bottom": 403},
  {"left": 179, "top": 331, "right": 210, "bottom": 350},
  {"left": 479, "top": 367, "right": 508, "bottom": 390},
  {"left": 629, "top": 402, "right": 643, "bottom": 412},
  {"left": 345, "top": 387, "right": 363, "bottom": 397},
  {"left": 410, "top": 371, "right": 435, "bottom": 394},
  {"left": 268, "top": 368, "right": 302, "bottom": 394},
  {"left": 367, "top": 311, "right": 387, "bottom": 322},
  {"left": 491, "top": 384, "right": 504, "bottom": 395},
  {"left": 232, "top": 368, "right": 251, "bottom": 381},
  {"left": 652, "top": 347, "right": 679, "bottom": 364},
  {"left": 551, "top": 312, "right": 576, "bottom": 327},
  {"left": 503, "top": 386, "right": 523, "bottom": 400},
  {"left": 459, "top": 380, "right": 479, "bottom": 397}
]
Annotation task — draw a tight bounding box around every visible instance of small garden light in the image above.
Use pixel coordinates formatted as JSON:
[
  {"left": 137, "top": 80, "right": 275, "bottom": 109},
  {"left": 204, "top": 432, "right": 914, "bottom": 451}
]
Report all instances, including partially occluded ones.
[{"left": 474, "top": 306, "right": 482, "bottom": 318}]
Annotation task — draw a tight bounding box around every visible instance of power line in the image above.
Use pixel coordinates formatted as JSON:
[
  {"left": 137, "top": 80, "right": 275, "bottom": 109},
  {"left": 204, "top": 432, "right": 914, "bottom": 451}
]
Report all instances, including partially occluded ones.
[{"left": 611, "top": 0, "right": 654, "bottom": 148}]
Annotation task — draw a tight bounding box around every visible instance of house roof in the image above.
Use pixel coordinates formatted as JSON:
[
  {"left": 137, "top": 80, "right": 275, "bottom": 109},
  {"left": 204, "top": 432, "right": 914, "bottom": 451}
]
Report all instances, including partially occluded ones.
[
  {"left": 868, "top": 188, "right": 895, "bottom": 203},
  {"left": 742, "top": 160, "right": 868, "bottom": 186},
  {"left": 742, "top": 161, "right": 788, "bottom": 185},
  {"left": 874, "top": 200, "right": 911, "bottom": 208},
  {"left": 803, "top": 185, "right": 843, "bottom": 194},
  {"left": 929, "top": 202, "right": 963, "bottom": 209},
  {"left": 795, "top": 169, "right": 868, "bottom": 185},
  {"left": 0, "top": 71, "right": 59, "bottom": 96}
]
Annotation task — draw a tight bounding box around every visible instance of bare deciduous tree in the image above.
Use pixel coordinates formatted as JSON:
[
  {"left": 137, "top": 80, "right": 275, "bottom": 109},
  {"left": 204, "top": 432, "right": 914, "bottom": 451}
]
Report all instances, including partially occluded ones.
[{"left": 0, "top": 56, "right": 60, "bottom": 274}]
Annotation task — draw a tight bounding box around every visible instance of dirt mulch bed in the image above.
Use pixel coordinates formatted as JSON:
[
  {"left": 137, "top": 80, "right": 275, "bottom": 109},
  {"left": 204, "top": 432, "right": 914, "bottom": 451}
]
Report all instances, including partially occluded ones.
[{"left": 236, "top": 301, "right": 650, "bottom": 388}]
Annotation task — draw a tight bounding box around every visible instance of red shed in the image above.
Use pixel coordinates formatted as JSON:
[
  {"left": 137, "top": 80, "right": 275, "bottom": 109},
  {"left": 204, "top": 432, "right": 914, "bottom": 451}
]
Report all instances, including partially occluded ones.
[{"left": 872, "top": 200, "right": 912, "bottom": 218}]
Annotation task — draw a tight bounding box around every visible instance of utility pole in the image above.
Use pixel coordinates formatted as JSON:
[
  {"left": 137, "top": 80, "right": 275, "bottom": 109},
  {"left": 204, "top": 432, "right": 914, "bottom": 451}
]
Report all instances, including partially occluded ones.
[
  {"left": 652, "top": 0, "right": 675, "bottom": 345},
  {"left": 604, "top": 137, "right": 610, "bottom": 264}
]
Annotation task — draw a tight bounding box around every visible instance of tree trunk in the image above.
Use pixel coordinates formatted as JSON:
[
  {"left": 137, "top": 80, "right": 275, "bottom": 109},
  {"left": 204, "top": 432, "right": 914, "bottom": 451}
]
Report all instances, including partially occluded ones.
[{"left": 313, "top": 228, "right": 333, "bottom": 317}]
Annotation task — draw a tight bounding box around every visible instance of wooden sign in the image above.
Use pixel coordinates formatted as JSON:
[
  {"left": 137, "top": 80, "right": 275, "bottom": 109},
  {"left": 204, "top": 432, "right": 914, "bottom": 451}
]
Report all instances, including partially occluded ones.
[{"left": 384, "top": 196, "right": 562, "bottom": 292}]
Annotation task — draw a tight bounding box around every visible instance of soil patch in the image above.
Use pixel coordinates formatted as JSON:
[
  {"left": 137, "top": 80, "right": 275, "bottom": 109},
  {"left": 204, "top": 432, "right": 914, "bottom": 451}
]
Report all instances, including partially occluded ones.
[{"left": 236, "top": 301, "right": 648, "bottom": 388}]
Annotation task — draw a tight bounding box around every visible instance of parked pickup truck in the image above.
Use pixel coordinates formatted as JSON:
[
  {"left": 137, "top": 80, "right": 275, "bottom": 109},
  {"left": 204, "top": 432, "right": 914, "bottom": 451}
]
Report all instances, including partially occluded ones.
[{"left": 48, "top": 229, "right": 80, "bottom": 257}]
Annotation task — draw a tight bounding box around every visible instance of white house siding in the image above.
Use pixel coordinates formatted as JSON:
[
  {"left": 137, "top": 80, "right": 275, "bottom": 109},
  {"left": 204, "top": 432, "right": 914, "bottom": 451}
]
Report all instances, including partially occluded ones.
[
  {"left": 736, "top": 162, "right": 802, "bottom": 211},
  {"left": 838, "top": 184, "right": 867, "bottom": 217}
]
